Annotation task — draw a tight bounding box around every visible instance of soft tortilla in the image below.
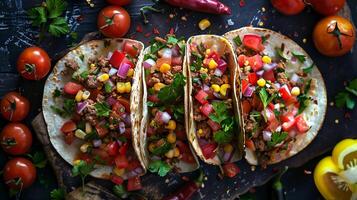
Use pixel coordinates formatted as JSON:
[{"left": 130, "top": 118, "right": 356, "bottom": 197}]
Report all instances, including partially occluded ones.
[
  {"left": 42, "top": 38, "right": 146, "bottom": 179},
  {"left": 224, "top": 27, "right": 327, "bottom": 165},
  {"left": 185, "top": 35, "right": 244, "bottom": 165}
]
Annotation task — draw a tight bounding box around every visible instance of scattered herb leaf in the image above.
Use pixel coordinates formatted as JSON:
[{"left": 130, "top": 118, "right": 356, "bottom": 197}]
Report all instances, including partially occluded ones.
[{"left": 148, "top": 160, "right": 172, "bottom": 177}]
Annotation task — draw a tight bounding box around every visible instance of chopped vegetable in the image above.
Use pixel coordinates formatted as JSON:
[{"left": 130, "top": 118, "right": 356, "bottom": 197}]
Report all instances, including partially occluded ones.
[
  {"left": 148, "top": 160, "right": 172, "bottom": 177},
  {"left": 198, "top": 18, "right": 211, "bottom": 30},
  {"left": 335, "top": 78, "right": 357, "bottom": 109}
]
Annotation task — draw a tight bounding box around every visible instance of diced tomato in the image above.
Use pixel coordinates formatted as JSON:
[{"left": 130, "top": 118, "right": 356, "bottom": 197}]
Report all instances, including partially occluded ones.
[
  {"left": 279, "top": 85, "right": 292, "bottom": 102},
  {"left": 241, "top": 79, "right": 249, "bottom": 94},
  {"left": 243, "top": 34, "right": 265, "bottom": 52},
  {"left": 248, "top": 73, "right": 258, "bottom": 85},
  {"left": 148, "top": 94, "right": 160, "bottom": 103},
  {"left": 207, "top": 51, "right": 220, "bottom": 62},
  {"left": 123, "top": 41, "right": 139, "bottom": 57},
  {"left": 263, "top": 108, "right": 276, "bottom": 122},
  {"left": 248, "top": 55, "right": 263, "bottom": 71},
  {"left": 171, "top": 56, "right": 183, "bottom": 66},
  {"left": 92, "top": 149, "right": 112, "bottom": 164},
  {"left": 115, "top": 155, "right": 129, "bottom": 169},
  {"left": 111, "top": 175, "right": 124, "bottom": 185},
  {"left": 127, "top": 176, "right": 142, "bottom": 191},
  {"left": 77, "top": 153, "right": 92, "bottom": 164},
  {"left": 95, "top": 124, "right": 109, "bottom": 138},
  {"left": 223, "top": 163, "right": 240, "bottom": 178},
  {"left": 295, "top": 115, "right": 309, "bottom": 133},
  {"left": 195, "top": 90, "right": 209, "bottom": 105},
  {"left": 267, "top": 118, "right": 280, "bottom": 132},
  {"left": 268, "top": 103, "right": 275, "bottom": 110},
  {"left": 117, "top": 98, "right": 130, "bottom": 112},
  {"left": 200, "top": 103, "right": 213, "bottom": 117},
  {"left": 107, "top": 141, "right": 119, "bottom": 156},
  {"left": 122, "top": 57, "right": 134, "bottom": 68},
  {"left": 110, "top": 50, "right": 126, "bottom": 68},
  {"left": 238, "top": 55, "right": 248, "bottom": 67},
  {"left": 64, "top": 82, "right": 83, "bottom": 95},
  {"left": 242, "top": 100, "right": 252, "bottom": 115},
  {"left": 119, "top": 143, "right": 128, "bottom": 155},
  {"left": 280, "top": 112, "right": 295, "bottom": 123},
  {"left": 201, "top": 143, "right": 217, "bottom": 159},
  {"left": 285, "top": 96, "right": 298, "bottom": 106},
  {"left": 245, "top": 139, "right": 256, "bottom": 151},
  {"left": 64, "top": 131, "right": 75, "bottom": 145},
  {"left": 127, "top": 160, "right": 142, "bottom": 171},
  {"left": 181, "top": 152, "right": 196, "bottom": 163},
  {"left": 112, "top": 102, "right": 126, "bottom": 115},
  {"left": 282, "top": 119, "right": 296, "bottom": 132},
  {"left": 61, "top": 120, "right": 77, "bottom": 133},
  {"left": 207, "top": 119, "right": 221, "bottom": 132},
  {"left": 263, "top": 70, "right": 276, "bottom": 82}
]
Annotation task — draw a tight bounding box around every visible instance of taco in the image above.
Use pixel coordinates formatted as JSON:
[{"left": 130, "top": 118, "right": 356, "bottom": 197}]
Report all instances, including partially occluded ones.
[
  {"left": 185, "top": 35, "right": 244, "bottom": 165},
  {"left": 140, "top": 35, "right": 199, "bottom": 176},
  {"left": 42, "top": 38, "right": 146, "bottom": 180},
  {"left": 224, "top": 27, "right": 327, "bottom": 167}
]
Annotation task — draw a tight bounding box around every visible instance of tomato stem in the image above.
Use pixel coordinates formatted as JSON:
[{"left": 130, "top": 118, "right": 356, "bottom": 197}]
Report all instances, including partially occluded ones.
[
  {"left": 1, "top": 137, "right": 17, "bottom": 147},
  {"left": 140, "top": 6, "right": 164, "bottom": 24},
  {"left": 99, "top": 13, "right": 121, "bottom": 30},
  {"left": 327, "top": 22, "right": 353, "bottom": 50}
]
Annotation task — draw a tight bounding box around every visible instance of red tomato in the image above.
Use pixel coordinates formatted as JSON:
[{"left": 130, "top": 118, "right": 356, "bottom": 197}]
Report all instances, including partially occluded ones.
[
  {"left": 127, "top": 159, "right": 142, "bottom": 171},
  {"left": 271, "top": 0, "right": 305, "bottom": 15},
  {"left": 119, "top": 143, "right": 128, "bottom": 155},
  {"left": 106, "top": 0, "right": 131, "bottom": 6},
  {"left": 148, "top": 94, "right": 160, "bottom": 103},
  {"left": 223, "top": 163, "right": 240, "bottom": 178},
  {"left": 64, "top": 82, "right": 83, "bottom": 95},
  {"left": 207, "top": 119, "right": 221, "bottom": 132},
  {"left": 267, "top": 118, "right": 280, "bottom": 132},
  {"left": 123, "top": 41, "right": 140, "bottom": 57},
  {"left": 0, "top": 92, "right": 30, "bottom": 122},
  {"left": 176, "top": 141, "right": 196, "bottom": 163},
  {"left": 17, "top": 47, "right": 51, "bottom": 80},
  {"left": 112, "top": 102, "right": 126, "bottom": 115},
  {"left": 295, "top": 115, "right": 309, "bottom": 133},
  {"left": 109, "top": 50, "right": 126, "bottom": 68},
  {"left": 117, "top": 97, "right": 130, "bottom": 112},
  {"left": 111, "top": 175, "right": 124, "bottom": 185},
  {"left": 115, "top": 155, "right": 129, "bottom": 169},
  {"left": 61, "top": 120, "right": 77, "bottom": 133},
  {"left": 264, "top": 108, "right": 276, "bottom": 122},
  {"left": 307, "top": 0, "right": 345, "bottom": 16},
  {"left": 282, "top": 119, "right": 296, "bottom": 132},
  {"left": 199, "top": 103, "right": 213, "bottom": 117},
  {"left": 245, "top": 139, "right": 256, "bottom": 151},
  {"left": 279, "top": 85, "right": 292, "bottom": 101},
  {"left": 195, "top": 90, "right": 209, "bottom": 105},
  {"left": 263, "top": 70, "right": 276, "bottom": 82},
  {"left": 107, "top": 141, "right": 119, "bottom": 156},
  {"left": 238, "top": 55, "right": 247, "bottom": 67},
  {"left": 64, "top": 131, "right": 75, "bottom": 145},
  {"left": 201, "top": 143, "right": 217, "bottom": 159},
  {"left": 241, "top": 79, "right": 249, "bottom": 94},
  {"left": 248, "top": 55, "right": 263, "bottom": 71},
  {"left": 248, "top": 73, "right": 258, "bottom": 85},
  {"left": 0, "top": 123, "right": 32, "bottom": 155},
  {"left": 97, "top": 6, "right": 131, "bottom": 38},
  {"left": 280, "top": 112, "right": 295, "bottom": 122},
  {"left": 127, "top": 176, "right": 142, "bottom": 191},
  {"left": 243, "top": 34, "right": 265, "bottom": 52},
  {"left": 3, "top": 158, "right": 36, "bottom": 189},
  {"left": 242, "top": 100, "right": 252, "bottom": 115},
  {"left": 95, "top": 124, "right": 109, "bottom": 137}
]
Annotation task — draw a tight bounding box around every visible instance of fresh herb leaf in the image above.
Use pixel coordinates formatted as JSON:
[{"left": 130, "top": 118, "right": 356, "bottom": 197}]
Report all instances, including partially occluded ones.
[
  {"left": 267, "top": 132, "right": 288, "bottom": 148},
  {"left": 104, "top": 82, "right": 112, "bottom": 93},
  {"left": 275, "top": 47, "right": 287, "bottom": 61},
  {"left": 250, "top": 111, "right": 261, "bottom": 121},
  {"left": 209, "top": 101, "right": 230, "bottom": 124},
  {"left": 147, "top": 101, "right": 158, "bottom": 107},
  {"left": 46, "top": 0, "right": 67, "bottom": 19},
  {"left": 72, "top": 160, "right": 95, "bottom": 191},
  {"left": 27, "top": 151, "right": 47, "bottom": 168},
  {"left": 200, "top": 73, "right": 208, "bottom": 81},
  {"left": 113, "top": 185, "right": 129, "bottom": 199},
  {"left": 148, "top": 160, "right": 172, "bottom": 177},
  {"left": 292, "top": 52, "right": 306, "bottom": 63},
  {"left": 51, "top": 99, "right": 75, "bottom": 117},
  {"left": 335, "top": 92, "right": 355, "bottom": 109},
  {"left": 53, "top": 88, "right": 61, "bottom": 98},
  {"left": 158, "top": 73, "right": 186, "bottom": 104},
  {"left": 345, "top": 78, "right": 357, "bottom": 96},
  {"left": 85, "top": 131, "right": 99, "bottom": 140},
  {"left": 297, "top": 94, "right": 311, "bottom": 114},
  {"left": 144, "top": 53, "right": 157, "bottom": 61},
  {"left": 167, "top": 36, "right": 178, "bottom": 45},
  {"left": 50, "top": 188, "right": 66, "bottom": 200},
  {"left": 80, "top": 71, "right": 89, "bottom": 79},
  {"left": 49, "top": 17, "right": 70, "bottom": 37},
  {"left": 173, "top": 105, "right": 184, "bottom": 121},
  {"left": 233, "top": 36, "right": 242, "bottom": 46},
  {"left": 302, "top": 63, "right": 314, "bottom": 74},
  {"left": 94, "top": 102, "right": 111, "bottom": 117},
  {"left": 190, "top": 52, "right": 203, "bottom": 72},
  {"left": 151, "top": 140, "right": 172, "bottom": 156},
  {"left": 258, "top": 88, "right": 275, "bottom": 108},
  {"left": 150, "top": 41, "right": 165, "bottom": 55},
  {"left": 213, "top": 130, "right": 233, "bottom": 144},
  {"left": 28, "top": 7, "right": 47, "bottom": 26}
]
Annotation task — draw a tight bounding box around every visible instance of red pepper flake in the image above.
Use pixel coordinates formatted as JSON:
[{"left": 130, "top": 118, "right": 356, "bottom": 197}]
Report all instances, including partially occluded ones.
[
  {"left": 152, "top": 27, "right": 160, "bottom": 35},
  {"left": 181, "top": 176, "right": 189, "bottom": 181},
  {"left": 239, "top": 0, "right": 246, "bottom": 7},
  {"left": 136, "top": 25, "right": 143, "bottom": 33},
  {"left": 144, "top": 32, "right": 152, "bottom": 38},
  {"left": 168, "top": 27, "right": 175, "bottom": 35}
]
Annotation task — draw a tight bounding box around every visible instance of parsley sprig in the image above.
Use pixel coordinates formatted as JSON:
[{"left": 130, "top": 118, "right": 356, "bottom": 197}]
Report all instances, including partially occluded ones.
[
  {"left": 148, "top": 160, "right": 172, "bottom": 177},
  {"left": 209, "top": 102, "right": 235, "bottom": 144},
  {"left": 50, "top": 188, "right": 66, "bottom": 200},
  {"left": 158, "top": 73, "right": 186, "bottom": 104},
  {"left": 71, "top": 160, "right": 95, "bottom": 192},
  {"left": 335, "top": 78, "right": 357, "bottom": 109},
  {"left": 267, "top": 132, "right": 288, "bottom": 148}
]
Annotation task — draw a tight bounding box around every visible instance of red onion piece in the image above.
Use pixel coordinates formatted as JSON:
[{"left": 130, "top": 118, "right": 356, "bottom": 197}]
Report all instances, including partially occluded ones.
[
  {"left": 134, "top": 167, "right": 143, "bottom": 174},
  {"left": 171, "top": 45, "right": 180, "bottom": 57},
  {"left": 263, "top": 63, "right": 277, "bottom": 71},
  {"left": 109, "top": 68, "right": 118, "bottom": 76},
  {"left": 76, "top": 102, "right": 88, "bottom": 114},
  {"left": 117, "top": 62, "right": 131, "bottom": 79},
  {"left": 243, "top": 86, "right": 255, "bottom": 97},
  {"left": 92, "top": 139, "right": 102, "bottom": 147},
  {"left": 203, "top": 84, "right": 210, "bottom": 91},
  {"left": 263, "top": 131, "right": 272, "bottom": 141},
  {"left": 123, "top": 114, "right": 131, "bottom": 126},
  {"left": 214, "top": 68, "right": 223, "bottom": 77},
  {"left": 198, "top": 138, "right": 209, "bottom": 146},
  {"left": 143, "top": 59, "right": 156, "bottom": 69},
  {"left": 256, "top": 70, "right": 264, "bottom": 77},
  {"left": 289, "top": 128, "right": 297, "bottom": 138},
  {"left": 217, "top": 59, "right": 227, "bottom": 73},
  {"left": 106, "top": 96, "right": 117, "bottom": 106},
  {"left": 118, "top": 122, "right": 126, "bottom": 134}
]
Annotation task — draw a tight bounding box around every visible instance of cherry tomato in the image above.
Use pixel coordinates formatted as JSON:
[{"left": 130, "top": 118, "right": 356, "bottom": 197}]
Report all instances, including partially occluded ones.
[
  {"left": 17, "top": 47, "right": 51, "bottom": 80},
  {"left": 307, "top": 0, "right": 345, "bottom": 16},
  {"left": 271, "top": 0, "right": 305, "bottom": 15},
  {"left": 0, "top": 123, "right": 32, "bottom": 155},
  {"left": 1, "top": 92, "right": 30, "bottom": 122},
  {"left": 97, "top": 6, "right": 131, "bottom": 38},
  {"left": 3, "top": 158, "right": 37, "bottom": 189},
  {"left": 223, "top": 163, "right": 240, "bottom": 178},
  {"left": 313, "top": 16, "right": 355, "bottom": 57},
  {"left": 106, "top": 0, "right": 131, "bottom": 6},
  {"left": 123, "top": 41, "right": 140, "bottom": 57},
  {"left": 64, "top": 82, "right": 83, "bottom": 95}
]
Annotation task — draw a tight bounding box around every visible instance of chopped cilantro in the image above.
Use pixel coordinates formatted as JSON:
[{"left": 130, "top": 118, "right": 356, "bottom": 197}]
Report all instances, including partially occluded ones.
[
  {"left": 233, "top": 36, "right": 242, "bottom": 46},
  {"left": 297, "top": 94, "right": 311, "bottom": 114},
  {"left": 104, "top": 82, "right": 112, "bottom": 93},
  {"left": 302, "top": 63, "right": 314, "bottom": 74},
  {"left": 209, "top": 101, "right": 230, "bottom": 124},
  {"left": 158, "top": 73, "right": 186, "bottom": 104},
  {"left": 167, "top": 36, "right": 179, "bottom": 45},
  {"left": 147, "top": 101, "right": 158, "bottom": 107},
  {"left": 173, "top": 105, "right": 185, "bottom": 121},
  {"left": 292, "top": 52, "right": 306, "bottom": 63},
  {"left": 336, "top": 92, "right": 355, "bottom": 109},
  {"left": 267, "top": 132, "right": 288, "bottom": 148},
  {"left": 53, "top": 88, "right": 61, "bottom": 98},
  {"left": 72, "top": 160, "right": 95, "bottom": 191},
  {"left": 50, "top": 188, "right": 66, "bottom": 200},
  {"left": 151, "top": 140, "right": 172, "bottom": 156},
  {"left": 148, "top": 160, "right": 172, "bottom": 177},
  {"left": 113, "top": 185, "right": 129, "bottom": 199},
  {"left": 80, "top": 71, "right": 89, "bottom": 80},
  {"left": 94, "top": 102, "right": 111, "bottom": 117},
  {"left": 213, "top": 129, "right": 233, "bottom": 144},
  {"left": 27, "top": 151, "right": 47, "bottom": 168},
  {"left": 275, "top": 47, "right": 287, "bottom": 61},
  {"left": 200, "top": 73, "right": 208, "bottom": 81},
  {"left": 51, "top": 99, "right": 75, "bottom": 117},
  {"left": 258, "top": 88, "right": 276, "bottom": 108},
  {"left": 190, "top": 52, "right": 203, "bottom": 72}
]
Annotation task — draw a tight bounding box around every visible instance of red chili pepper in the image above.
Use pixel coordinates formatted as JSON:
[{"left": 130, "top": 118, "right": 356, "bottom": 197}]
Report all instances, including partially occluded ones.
[
  {"left": 163, "top": 170, "right": 204, "bottom": 200},
  {"left": 164, "top": 0, "right": 231, "bottom": 15}
]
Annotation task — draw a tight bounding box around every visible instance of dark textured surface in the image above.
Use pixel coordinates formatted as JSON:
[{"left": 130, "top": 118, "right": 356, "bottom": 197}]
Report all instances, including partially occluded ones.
[{"left": 0, "top": 0, "right": 356, "bottom": 199}]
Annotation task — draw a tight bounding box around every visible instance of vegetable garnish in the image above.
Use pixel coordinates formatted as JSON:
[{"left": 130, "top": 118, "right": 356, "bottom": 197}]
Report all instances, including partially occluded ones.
[
  {"left": 272, "top": 166, "right": 288, "bottom": 200},
  {"left": 50, "top": 99, "right": 75, "bottom": 117},
  {"left": 335, "top": 78, "right": 357, "bottom": 109},
  {"left": 27, "top": 151, "right": 47, "bottom": 169},
  {"left": 267, "top": 132, "right": 288, "bottom": 148},
  {"left": 292, "top": 51, "right": 306, "bottom": 63},
  {"left": 27, "top": 0, "right": 70, "bottom": 41},
  {"left": 71, "top": 160, "right": 95, "bottom": 191},
  {"left": 148, "top": 160, "right": 172, "bottom": 177},
  {"left": 50, "top": 188, "right": 66, "bottom": 200},
  {"left": 158, "top": 73, "right": 186, "bottom": 104}
]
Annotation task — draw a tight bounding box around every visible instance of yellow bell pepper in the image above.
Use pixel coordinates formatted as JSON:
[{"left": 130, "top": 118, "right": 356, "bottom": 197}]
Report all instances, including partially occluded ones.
[{"left": 314, "top": 138, "right": 357, "bottom": 200}]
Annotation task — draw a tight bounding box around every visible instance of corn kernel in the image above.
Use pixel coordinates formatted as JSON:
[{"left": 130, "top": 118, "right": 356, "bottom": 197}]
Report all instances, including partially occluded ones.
[
  {"left": 197, "top": 129, "right": 204, "bottom": 137},
  {"left": 262, "top": 56, "right": 272, "bottom": 64},
  {"left": 73, "top": 160, "right": 81, "bottom": 166},
  {"left": 200, "top": 67, "right": 208, "bottom": 74},
  {"left": 85, "top": 122, "right": 92, "bottom": 134},
  {"left": 244, "top": 60, "right": 250, "bottom": 66},
  {"left": 166, "top": 120, "right": 176, "bottom": 130},
  {"left": 224, "top": 144, "right": 233, "bottom": 153},
  {"left": 198, "top": 19, "right": 211, "bottom": 31},
  {"left": 174, "top": 147, "right": 180, "bottom": 157},
  {"left": 257, "top": 78, "right": 266, "bottom": 87},
  {"left": 90, "top": 63, "right": 96, "bottom": 68},
  {"left": 127, "top": 68, "right": 134, "bottom": 77},
  {"left": 165, "top": 149, "right": 174, "bottom": 158},
  {"left": 82, "top": 90, "right": 91, "bottom": 100},
  {"left": 124, "top": 82, "right": 131, "bottom": 93},
  {"left": 154, "top": 83, "right": 166, "bottom": 91},
  {"left": 97, "top": 73, "right": 109, "bottom": 82},
  {"left": 150, "top": 120, "right": 157, "bottom": 127},
  {"left": 80, "top": 143, "right": 92, "bottom": 153},
  {"left": 220, "top": 84, "right": 231, "bottom": 96},
  {"left": 167, "top": 132, "right": 176, "bottom": 143},
  {"left": 75, "top": 129, "right": 87, "bottom": 139},
  {"left": 208, "top": 59, "right": 218, "bottom": 69},
  {"left": 148, "top": 143, "right": 156, "bottom": 152},
  {"left": 160, "top": 63, "right": 171, "bottom": 73},
  {"left": 211, "top": 84, "right": 221, "bottom": 93},
  {"left": 113, "top": 167, "right": 125, "bottom": 176},
  {"left": 75, "top": 90, "right": 84, "bottom": 102},
  {"left": 117, "top": 82, "right": 126, "bottom": 93},
  {"left": 291, "top": 87, "right": 300, "bottom": 96},
  {"left": 205, "top": 49, "right": 211, "bottom": 56}
]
